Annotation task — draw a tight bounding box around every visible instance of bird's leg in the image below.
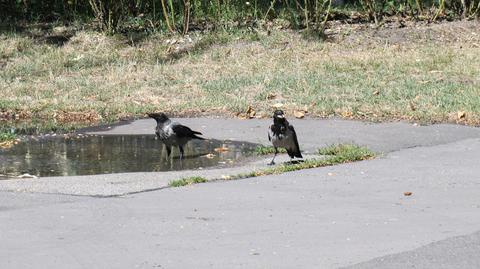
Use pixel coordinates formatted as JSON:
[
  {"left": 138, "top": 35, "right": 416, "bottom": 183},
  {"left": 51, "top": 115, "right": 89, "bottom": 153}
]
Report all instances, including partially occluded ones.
[
  {"left": 165, "top": 146, "right": 172, "bottom": 161},
  {"left": 178, "top": 146, "right": 184, "bottom": 169},
  {"left": 179, "top": 146, "right": 185, "bottom": 160},
  {"left": 268, "top": 147, "right": 278, "bottom": 165}
]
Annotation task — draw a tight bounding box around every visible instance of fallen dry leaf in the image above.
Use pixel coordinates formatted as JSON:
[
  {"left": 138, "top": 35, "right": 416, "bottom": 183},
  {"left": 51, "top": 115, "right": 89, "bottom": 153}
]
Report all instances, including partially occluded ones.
[
  {"left": 341, "top": 110, "right": 353, "bottom": 118},
  {"left": 403, "top": 192, "right": 413, "bottom": 196},
  {"left": 266, "top": 93, "right": 277, "bottom": 100},
  {"left": 237, "top": 106, "right": 256, "bottom": 119},
  {"left": 272, "top": 103, "right": 284, "bottom": 109},
  {"left": 409, "top": 101, "right": 416, "bottom": 111},
  {"left": 0, "top": 141, "right": 15, "bottom": 149},
  {"left": 255, "top": 111, "right": 268, "bottom": 119},
  {"left": 457, "top": 111, "right": 466, "bottom": 120},
  {"left": 294, "top": 110, "right": 305, "bottom": 119},
  {"left": 246, "top": 106, "right": 256, "bottom": 118},
  {"left": 214, "top": 147, "right": 229, "bottom": 153},
  {"left": 237, "top": 113, "right": 248, "bottom": 120}
]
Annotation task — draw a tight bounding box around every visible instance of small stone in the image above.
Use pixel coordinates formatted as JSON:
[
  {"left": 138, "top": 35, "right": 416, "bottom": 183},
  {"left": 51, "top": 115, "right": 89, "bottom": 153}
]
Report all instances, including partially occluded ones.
[
  {"left": 203, "top": 153, "right": 215, "bottom": 159},
  {"left": 17, "top": 173, "right": 38, "bottom": 179}
]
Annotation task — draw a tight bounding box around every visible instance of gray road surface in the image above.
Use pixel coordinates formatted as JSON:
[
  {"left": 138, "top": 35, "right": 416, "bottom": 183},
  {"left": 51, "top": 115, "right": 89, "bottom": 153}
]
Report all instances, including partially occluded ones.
[{"left": 1, "top": 118, "right": 480, "bottom": 268}]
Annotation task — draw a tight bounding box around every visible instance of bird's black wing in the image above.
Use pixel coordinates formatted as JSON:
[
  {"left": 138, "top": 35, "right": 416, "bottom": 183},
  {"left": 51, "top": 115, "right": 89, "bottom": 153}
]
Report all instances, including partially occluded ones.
[
  {"left": 288, "top": 124, "right": 303, "bottom": 158},
  {"left": 172, "top": 124, "right": 204, "bottom": 139}
]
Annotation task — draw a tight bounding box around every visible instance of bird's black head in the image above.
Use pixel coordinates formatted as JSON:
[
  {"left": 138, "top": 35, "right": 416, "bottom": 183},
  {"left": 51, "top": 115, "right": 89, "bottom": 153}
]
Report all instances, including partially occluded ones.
[
  {"left": 148, "top": 112, "right": 170, "bottom": 123},
  {"left": 272, "top": 110, "right": 286, "bottom": 124}
]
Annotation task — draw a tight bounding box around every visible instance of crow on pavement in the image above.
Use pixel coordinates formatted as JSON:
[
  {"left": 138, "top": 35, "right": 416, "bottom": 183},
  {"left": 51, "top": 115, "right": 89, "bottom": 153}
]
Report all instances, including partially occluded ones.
[
  {"left": 148, "top": 112, "right": 205, "bottom": 159},
  {"left": 268, "top": 110, "right": 303, "bottom": 165}
]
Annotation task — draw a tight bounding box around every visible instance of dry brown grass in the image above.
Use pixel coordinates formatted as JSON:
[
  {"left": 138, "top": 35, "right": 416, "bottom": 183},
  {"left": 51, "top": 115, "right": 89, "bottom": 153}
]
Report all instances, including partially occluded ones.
[{"left": 1, "top": 20, "right": 480, "bottom": 132}]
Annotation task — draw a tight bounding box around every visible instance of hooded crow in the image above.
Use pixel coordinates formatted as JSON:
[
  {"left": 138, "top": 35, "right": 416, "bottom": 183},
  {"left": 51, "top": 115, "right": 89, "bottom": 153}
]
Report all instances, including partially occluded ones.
[
  {"left": 268, "top": 110, "right": 303, "bottom": 165},
  {"left": 148, "top": 112, "right": 205, "bottom": 159}
]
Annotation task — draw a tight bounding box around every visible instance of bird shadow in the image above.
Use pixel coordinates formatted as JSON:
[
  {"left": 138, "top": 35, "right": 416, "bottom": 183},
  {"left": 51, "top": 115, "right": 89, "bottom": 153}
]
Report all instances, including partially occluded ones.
[{"left": 285, "top": 160, "right": 304, "bottom": 165}]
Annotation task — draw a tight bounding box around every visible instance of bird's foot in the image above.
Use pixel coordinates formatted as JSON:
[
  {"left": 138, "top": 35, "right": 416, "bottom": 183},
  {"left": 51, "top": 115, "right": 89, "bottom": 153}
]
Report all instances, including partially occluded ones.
[{"left": 268, "top": 161, "right": 275, "bottom": 166}]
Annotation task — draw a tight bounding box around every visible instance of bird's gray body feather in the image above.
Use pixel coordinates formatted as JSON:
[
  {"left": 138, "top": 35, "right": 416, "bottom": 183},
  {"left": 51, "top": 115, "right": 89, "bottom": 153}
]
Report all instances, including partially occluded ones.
[
  {"left": 268, "top": 110, "right": 302, "bottom": 164},
  {"left": 269, "top": 127, "right": 295, "bottom": 151},
  {"left": 156, "top": 120, "right": 190, "bottom": 147},
  {"left": 148, "top": 113, "right": 204, "bottom": 159},
  {"left": 268, "top": 122, "right": 302, "bottom": 159}
]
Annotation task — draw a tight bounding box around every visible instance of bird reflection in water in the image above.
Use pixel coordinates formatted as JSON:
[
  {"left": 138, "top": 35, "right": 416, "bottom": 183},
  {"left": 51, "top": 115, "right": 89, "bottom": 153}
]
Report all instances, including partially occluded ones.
[{"left": 0, "top": 135, "right": 257, "bottom": 178}]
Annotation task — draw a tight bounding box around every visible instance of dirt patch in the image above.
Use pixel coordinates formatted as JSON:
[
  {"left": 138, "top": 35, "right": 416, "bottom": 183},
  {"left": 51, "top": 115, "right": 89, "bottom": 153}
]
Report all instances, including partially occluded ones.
[{"left": 327, "top": 19, "right": 480, "bottom": 47}]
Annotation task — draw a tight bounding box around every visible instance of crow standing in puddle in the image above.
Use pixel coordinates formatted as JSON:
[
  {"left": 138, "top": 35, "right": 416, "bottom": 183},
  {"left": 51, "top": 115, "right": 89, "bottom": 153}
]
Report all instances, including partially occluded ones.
[
  {"left": 268, "top": 110, "right": 303, "bottom": 165},
  {"left": 148, "top": 112, "right": 205, "bottom": 160}
]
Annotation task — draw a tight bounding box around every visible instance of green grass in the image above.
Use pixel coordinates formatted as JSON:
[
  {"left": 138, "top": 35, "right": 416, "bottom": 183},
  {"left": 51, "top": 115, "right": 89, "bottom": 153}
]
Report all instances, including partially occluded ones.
[
  {"left": 0, "top": 29, "right": 258, "bottom": 134},
  {"left": 318, "top": 144, "right": 376, "bottom": 162},
  {"left": 0, "top": 130, "right": 17, "bottom": 148},
  {"left": 254, "top": 145, "right": 287, "bottom": 155},
  {"left": 248, "top": 144, "right": 375, "bottom": 177},
  {"left": 0, "top": 131, "right": 16, "bottom": 142},
  {"left": 232, "top": 144, "right": 375, "bottom": 179},
  {"left": 167, "top": 144, "right": 375, "bottom": 188},
  {"left": 169, "top": 176, "right": 208, "bottom": 187},
  {"left": 1, "top": 21, "right": 479, "bottom": 135}
]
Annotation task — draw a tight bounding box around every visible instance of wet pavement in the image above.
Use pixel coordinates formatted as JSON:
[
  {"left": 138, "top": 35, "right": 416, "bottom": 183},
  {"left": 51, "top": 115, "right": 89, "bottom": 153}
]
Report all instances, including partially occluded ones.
[{"left": 0, "top": 135, "right": 257, "bottom": 177}]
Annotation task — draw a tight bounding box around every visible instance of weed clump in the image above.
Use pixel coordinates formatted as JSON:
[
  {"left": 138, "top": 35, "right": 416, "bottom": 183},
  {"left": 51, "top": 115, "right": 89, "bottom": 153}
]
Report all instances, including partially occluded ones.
[
  {"left": 169, "top": 176, "right": 208, "bottom": 187},
  {"left": 254, "top": 145, "right": 287, "bottom": 155}
]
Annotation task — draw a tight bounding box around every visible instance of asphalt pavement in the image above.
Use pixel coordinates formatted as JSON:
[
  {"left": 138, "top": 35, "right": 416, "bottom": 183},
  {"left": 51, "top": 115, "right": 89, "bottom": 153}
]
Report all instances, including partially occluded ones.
[{"left": 1, "top": 118, "right": 480, "bottom": 268}]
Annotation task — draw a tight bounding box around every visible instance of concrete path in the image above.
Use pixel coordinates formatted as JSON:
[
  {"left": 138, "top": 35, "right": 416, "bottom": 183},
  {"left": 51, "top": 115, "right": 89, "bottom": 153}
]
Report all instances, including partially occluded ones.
[
  {"left": 85, "top": 117, "right": 480, "bottom": 153},
  {"left": 2, "top": 118, "right": 479, "bottom": 196},
  {"left": 1, "top": 118, "right": 480, "bottom": 268}
]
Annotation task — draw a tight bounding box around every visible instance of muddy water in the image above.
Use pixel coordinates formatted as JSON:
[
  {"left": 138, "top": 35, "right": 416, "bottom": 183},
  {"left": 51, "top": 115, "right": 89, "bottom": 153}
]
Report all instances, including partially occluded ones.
[{"left": 0, "top": 135, "right": 258, "bottom": 177}]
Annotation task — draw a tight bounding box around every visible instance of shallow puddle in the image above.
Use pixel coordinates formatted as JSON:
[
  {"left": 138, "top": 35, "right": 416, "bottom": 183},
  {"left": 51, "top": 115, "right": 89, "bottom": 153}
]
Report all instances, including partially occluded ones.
[{"left": 0, "top": 135, "right": 258, "bottom": 178}]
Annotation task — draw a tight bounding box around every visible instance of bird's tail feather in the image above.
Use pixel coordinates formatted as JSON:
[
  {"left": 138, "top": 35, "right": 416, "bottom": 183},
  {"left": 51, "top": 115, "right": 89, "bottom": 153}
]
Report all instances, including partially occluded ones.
[
  {"left": 191, "top": 134, "right": 205, "bottom": 140},
  {"left": 288, "top": 150, "right": 303, "bottom": 159}
]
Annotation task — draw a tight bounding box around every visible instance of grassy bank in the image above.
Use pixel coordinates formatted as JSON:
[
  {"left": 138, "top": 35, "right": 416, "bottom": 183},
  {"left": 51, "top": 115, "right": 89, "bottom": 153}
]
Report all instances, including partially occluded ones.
[
  {"left": 169, "top": 144, "right": 375, "bottom": 187},
  {"left": 1, "top": 20, "right": 480, "bottom": 136},
  {"left": 244, "top": 144, "right": 375, "bottom": 177},
  {"left": 169, "top": 176, "right": 208, "bottom": 187}
]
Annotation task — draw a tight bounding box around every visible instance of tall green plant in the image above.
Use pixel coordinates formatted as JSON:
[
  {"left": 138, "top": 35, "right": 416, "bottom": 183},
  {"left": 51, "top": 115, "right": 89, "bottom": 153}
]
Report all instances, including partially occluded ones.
[
  {"left": 160, "top": 0, "right": 174, "bottom": 32},
  {"left": 4, "top": 0, "right": 480, "bottom": 33},
  {"left": 88, "top": 0, "right": 126, "bottom": 33},
  {"left": 359, "top": 0, "right": 385, "bottom": 24},
  {"left": 465, "top": 0, "right": 480, "bottom": 18},
  {"left": 183, "top": 0, "right": 191, "bottom": 34},
  {"left": 300, "top": 0, "right": 333, "bottom": 35}
]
